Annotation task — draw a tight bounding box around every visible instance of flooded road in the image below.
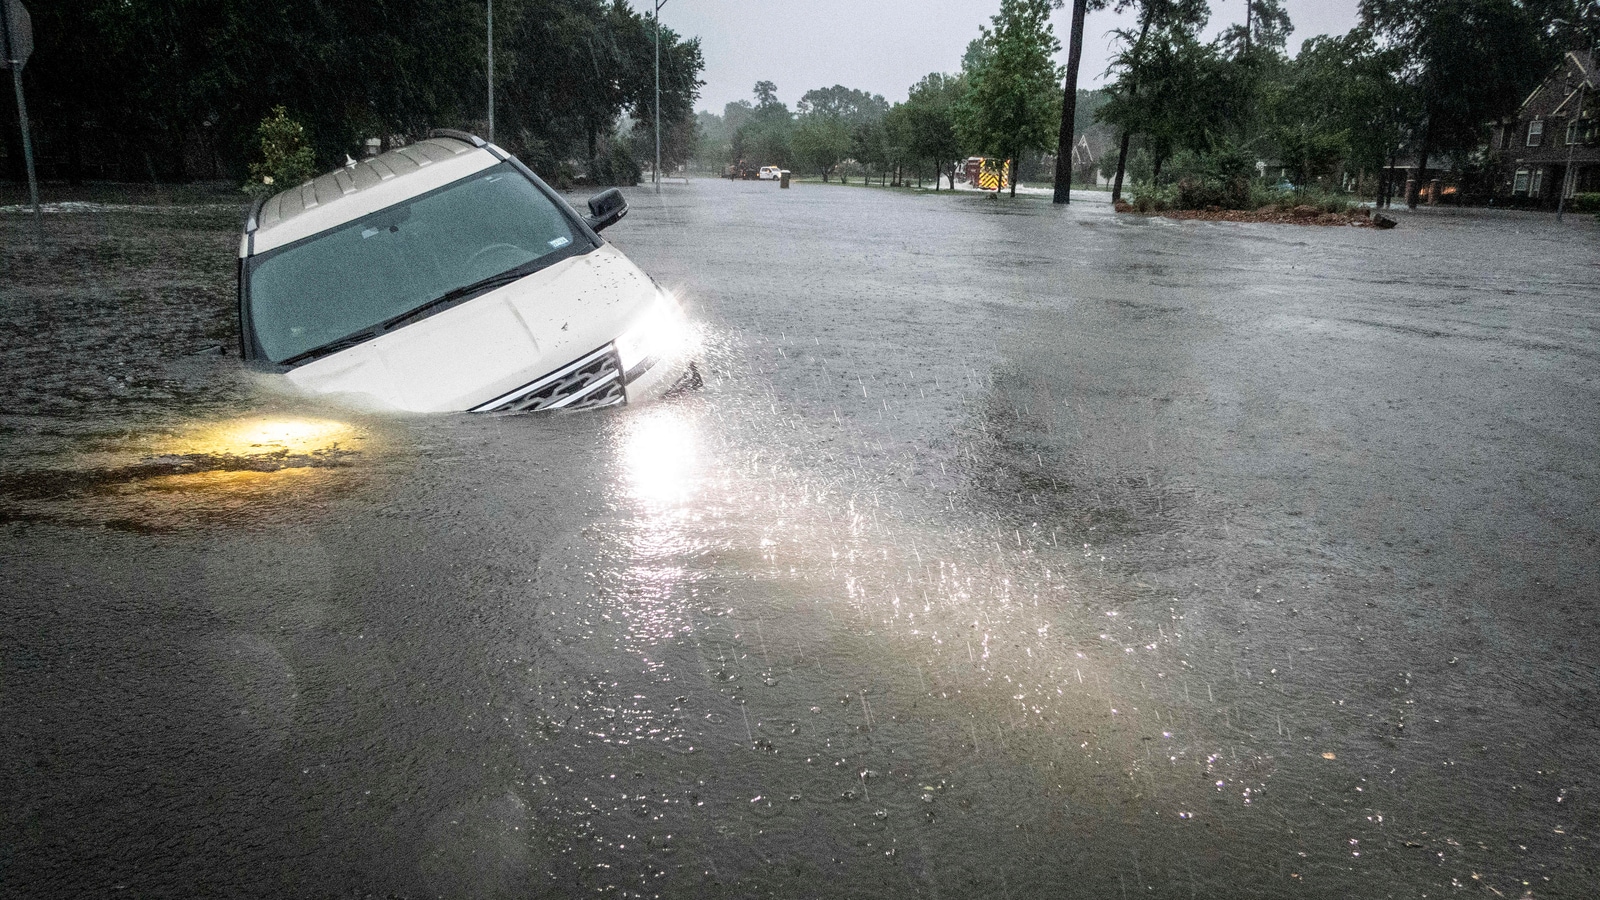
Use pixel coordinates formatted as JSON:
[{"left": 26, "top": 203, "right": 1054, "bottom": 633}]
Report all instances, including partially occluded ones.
[{"left": 3, "top": 181, "right": 1598, "bottom": 898}]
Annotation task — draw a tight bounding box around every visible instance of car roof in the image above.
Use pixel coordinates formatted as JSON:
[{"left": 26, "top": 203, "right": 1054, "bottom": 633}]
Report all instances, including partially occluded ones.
[{"left": 246, "top": 137, "right": 499, "bottom": 255}]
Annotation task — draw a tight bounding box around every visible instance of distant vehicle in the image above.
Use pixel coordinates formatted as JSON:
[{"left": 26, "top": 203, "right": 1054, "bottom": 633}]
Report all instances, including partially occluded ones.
[
  {"left": 758, "top": 166, "right": 782, "bottom": 181},
  {"left": 237, "top": 130, "right": 697, "bottom": 414},
  {"left": 724, "top": 161, "right": 759, "bottom": 180}
]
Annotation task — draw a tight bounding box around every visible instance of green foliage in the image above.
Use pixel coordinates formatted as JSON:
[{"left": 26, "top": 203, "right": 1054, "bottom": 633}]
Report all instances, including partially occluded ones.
[
  {"left": 1360, "top": 0, "right": 1557, "bottom": 166},
  {"left": 956, "top": 0, "right": 1063, "bottom": 193},
  {"left": 728, "top": 82, "right": 796, "bottom": 168},
  {"left": 1274, "top": 123, "right": 1351, "bottom": 187},
  {"left": 589, "top": 134, "right": 641, "bottom": 186},
  {"left": 1269, "top": 29, "right": 1413, "bottom": 185},
  {"left": 1568, "top": 193, "right": 1600, "bottom": 213},
  {"left": 243, "top": 107, "right": 317, "bottom": 198},
  {"left": 902, "top": 72, "right": 966, "bottom": 184},
  {"left": 1160, "top": 142, "right": 1258, "bottom": 208},
  {"left": 1128, "top": 181, "right": 1178, "bottom": 211},
  {"left": 1218, "top": 0, "right": 1294, "bottom": 57},
  {"left": 791, "top": 85, "right": 887, "bottom": 180},
  {"left": 21, "top": 0, "right": 705, "bottom": 182},
  {"left": 792, "top": 115, "right": 852, "bottom": 180}
]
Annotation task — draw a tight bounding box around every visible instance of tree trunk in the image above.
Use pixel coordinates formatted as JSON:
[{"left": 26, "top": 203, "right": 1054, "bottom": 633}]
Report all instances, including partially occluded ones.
[
  {"left": 1053, "top": 0, "right": 1090, "bottom": 204},
  {"left": 1112, "top": 131, "right": 1132, "bottom": 202},
  {"left": 1109, "top": 17, "right": 1152, "bottom": 205},
  {"left": 1152, "top": 152, "right": 1163, "bottom": 184},
  {"left": 1009, "top": 150, "right": 1017, "bottom": 198},
  {"left": 1408, "top": 116, "right": 1431, "bottom": 209}
]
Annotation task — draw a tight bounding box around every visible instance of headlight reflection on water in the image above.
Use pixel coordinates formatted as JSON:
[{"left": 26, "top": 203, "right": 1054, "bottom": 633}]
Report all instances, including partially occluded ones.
[
  {"left": 178, "top": 416, "right": 357, "bottom": 459},
  {"left": 620, "top": 408, "right": 699, "bottom": 508}
]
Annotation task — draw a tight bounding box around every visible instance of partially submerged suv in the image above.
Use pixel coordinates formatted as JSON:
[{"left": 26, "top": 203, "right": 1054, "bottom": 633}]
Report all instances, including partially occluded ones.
[{"left": 238, "top": 130, "right": 694, "bottom": 413}]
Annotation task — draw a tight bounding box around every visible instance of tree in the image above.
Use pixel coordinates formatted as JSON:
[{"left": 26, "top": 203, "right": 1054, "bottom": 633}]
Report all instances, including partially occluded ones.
[
  {"left": 733, "top": 81, "right": 795, "bottom": 168},
  {"left": 1100, "top": 21, "right": 1236, "bottom": 182},
  {"left": 792, "top": 85, "right": 888, "bottom": 181},
  {"left": 1218, "top": 0, "right": 1294, "bottom": 57},
  {"left": 902, "top": 73, "right": 966, "bottom": 189},
  {"left": 9, "top": 0, "right": 705, "bottom": 184},
  {"left": 1271, "top": 28, "right": 1414, "bottom": 198},
  {"left": 1098, "top": 0, "right": 1211, "bottom": 201},
  {"left": 850, "top": 117, "right": 891, "bottom": 184},
  {"left": 792, "top": 114, "right": 851, "bottom": 180},
  {"left": 957, "top": 0, "right": 1064, "bottom": 197},
  {"left": 1360, "top": 0, "right": 1555, "bottom": 207}
]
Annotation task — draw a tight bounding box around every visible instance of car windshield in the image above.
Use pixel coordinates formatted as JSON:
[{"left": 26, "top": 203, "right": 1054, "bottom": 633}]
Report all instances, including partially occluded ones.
[{"left": 248, "top": 162, "right": 585, "bottom": 364}]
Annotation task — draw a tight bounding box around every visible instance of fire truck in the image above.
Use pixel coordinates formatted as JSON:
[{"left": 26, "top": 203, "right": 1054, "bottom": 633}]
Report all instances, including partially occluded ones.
[{"left": 963, "top": 157, "right": 1011, "bottom": 191}]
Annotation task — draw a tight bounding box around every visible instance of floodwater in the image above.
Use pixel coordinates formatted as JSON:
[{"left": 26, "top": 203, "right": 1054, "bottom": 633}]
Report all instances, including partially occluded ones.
[{"left": 2, "top": 181, "right": 1597, "bottom": 899}]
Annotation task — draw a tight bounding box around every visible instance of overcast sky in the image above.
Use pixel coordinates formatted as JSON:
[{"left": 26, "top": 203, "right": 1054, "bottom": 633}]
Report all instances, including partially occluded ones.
[{"left": 638, "top": 0, "right": 1361, "bottom": 115}]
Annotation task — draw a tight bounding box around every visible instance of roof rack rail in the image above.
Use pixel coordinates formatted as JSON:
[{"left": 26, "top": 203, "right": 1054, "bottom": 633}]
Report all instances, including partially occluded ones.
[
  {"left": 245, "top": 194, "right": 267, "bottom": 233},
  {"left": 429, "top": 128, "right": 487, "bottom": 148}
]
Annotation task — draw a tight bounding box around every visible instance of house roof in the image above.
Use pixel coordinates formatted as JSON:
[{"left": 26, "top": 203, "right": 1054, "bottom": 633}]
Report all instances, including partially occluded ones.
[{"left": 1520, "top": 50, "right": 1596, "bottom": 114}]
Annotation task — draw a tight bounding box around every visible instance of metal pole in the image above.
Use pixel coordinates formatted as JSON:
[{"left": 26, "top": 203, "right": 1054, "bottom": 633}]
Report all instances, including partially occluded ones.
[
  {"left": 654, "top": 0, "right": 664, "bottom": 192},
  {"left": 486, "top": 0, "right": 494, "bottom": 142},
  {"left": 0, "top": 0, "right": 40, "bottom": 242},
  {"left": 1555, "top": 83, "right": 1580, "bottom": 220}
]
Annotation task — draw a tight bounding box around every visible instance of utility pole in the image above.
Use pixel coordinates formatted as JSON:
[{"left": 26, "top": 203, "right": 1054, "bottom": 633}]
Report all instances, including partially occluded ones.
[
  {"left": 0, "top": 0, "right": 40, "bottom": 244},
  {"left": 486, "top": 0, "right": 494, "bottom": 142},
  {"left": 654, "top": 0, "right": 668, "bottom": 192},
  {"left": 1556, "top": 82, "right": 1584, "bottom": 222}
]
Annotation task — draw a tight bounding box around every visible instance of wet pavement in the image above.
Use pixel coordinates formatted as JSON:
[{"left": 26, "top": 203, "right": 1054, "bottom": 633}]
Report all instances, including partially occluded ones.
[{"left": 2, "top": 180, "right": 1598, "bottom": 898}]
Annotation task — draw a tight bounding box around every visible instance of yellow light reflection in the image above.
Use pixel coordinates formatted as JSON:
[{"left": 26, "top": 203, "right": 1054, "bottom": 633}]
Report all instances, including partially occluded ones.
[{"left": 177, "top": 417, "right": 356, "bottom": 458}]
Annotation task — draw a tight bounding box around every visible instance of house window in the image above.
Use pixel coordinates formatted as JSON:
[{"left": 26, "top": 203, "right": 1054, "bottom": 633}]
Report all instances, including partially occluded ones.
[
  {"left": 1528, "top": 119, "right": 1543, "bottom": 146},
  {"left": 1514, "top": 169, "right": 1530, "bottom": 193},
  {"left": 1568, "top": 120, "right": 1581, "bottom": 145},
  {"left": 1530, "top": 168, "right": 1544, "bottom": 195}
]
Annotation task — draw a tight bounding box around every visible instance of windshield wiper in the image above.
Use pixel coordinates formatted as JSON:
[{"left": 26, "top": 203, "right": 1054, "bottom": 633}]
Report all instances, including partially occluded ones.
[
  {"left": 281, "top": 328, "right": 385, "bottom": 366},
  {"left": 382, "top": 266, "right": 534, "bottom": 330}
]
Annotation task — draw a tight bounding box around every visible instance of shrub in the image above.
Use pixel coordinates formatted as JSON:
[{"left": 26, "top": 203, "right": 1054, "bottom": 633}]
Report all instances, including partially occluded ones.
[
  {"left": 1129, "top": 181, "right": 1177, "bottom": 212},
  {"left": 1568, "top": 192, "right": 1600, "bottom": 213},
  {"left": 1294, "top": 186, "right": 1358, "bottom": 214},
  {"left": 588, "top": 135, "right": 641, "bottom": 187},
  {"left": 1249, "top": 181, "right": 1294, "bottom": 210},
  {"left": 243, "top": 107, "right": 317, "bottom": 197}
]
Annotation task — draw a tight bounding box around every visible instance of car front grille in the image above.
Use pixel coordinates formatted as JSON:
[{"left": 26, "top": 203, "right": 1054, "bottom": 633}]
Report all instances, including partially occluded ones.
[{"left": 471, "top": 345, "right": 626, "bottom": 413}]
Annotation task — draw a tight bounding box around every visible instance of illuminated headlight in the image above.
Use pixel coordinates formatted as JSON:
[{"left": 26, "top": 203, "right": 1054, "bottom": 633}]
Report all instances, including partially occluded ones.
[{"left": 615, "top": 291, "right": 688, "bottom": 380}]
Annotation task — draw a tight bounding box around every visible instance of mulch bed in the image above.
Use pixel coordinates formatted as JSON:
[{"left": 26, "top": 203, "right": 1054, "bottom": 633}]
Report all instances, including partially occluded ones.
[{"left": 1114, "top": 200, "right": 1385, "bottom": 227}]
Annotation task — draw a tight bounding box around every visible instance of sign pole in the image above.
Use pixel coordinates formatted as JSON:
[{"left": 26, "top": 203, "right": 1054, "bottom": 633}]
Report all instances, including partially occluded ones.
[
  {"left": 486, "top": 0, "right": 493, "bottom": 143},
  {"left": 654, "top": 0, "right": 668, "bottom": 193},
  {"left": 0, "top": 0, "right": 41, "bottom": 243}
]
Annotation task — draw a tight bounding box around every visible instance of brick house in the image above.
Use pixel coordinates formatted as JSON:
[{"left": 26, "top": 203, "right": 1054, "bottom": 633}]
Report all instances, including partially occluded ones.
[{"left": 1492, "top": 50, "right": 1597, "bottom": 205}]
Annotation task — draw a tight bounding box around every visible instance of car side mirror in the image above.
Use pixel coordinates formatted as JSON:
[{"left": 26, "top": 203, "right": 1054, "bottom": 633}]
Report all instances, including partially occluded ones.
[{"left": 585, "top": 188, "right": 628, "bottom": 232}]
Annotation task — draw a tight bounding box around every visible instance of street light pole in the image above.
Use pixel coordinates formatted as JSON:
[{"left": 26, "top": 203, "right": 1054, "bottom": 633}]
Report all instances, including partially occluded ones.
[
  {"left": 1556, "top": 82, "right": 1584, "bottom": 222},
  {"left": 654, "top": 0, "right": 668, "bottom": 193},
  {"left": 486, "top": 0, "right": 494, "bottom": 142}
]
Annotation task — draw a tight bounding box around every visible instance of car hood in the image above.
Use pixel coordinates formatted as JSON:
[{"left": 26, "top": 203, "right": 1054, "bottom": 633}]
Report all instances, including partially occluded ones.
[{"left": 282, "top": 244, "right": 656, "bottom": 413}]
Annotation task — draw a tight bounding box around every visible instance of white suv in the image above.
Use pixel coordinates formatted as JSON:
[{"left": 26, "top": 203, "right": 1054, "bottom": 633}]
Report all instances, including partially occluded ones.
[
  {"left": 237, "top": 130, "right": 696, "bottom": 413},
  {"left": 758, "top": 166, "right": 782, "bottom": 180}
]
